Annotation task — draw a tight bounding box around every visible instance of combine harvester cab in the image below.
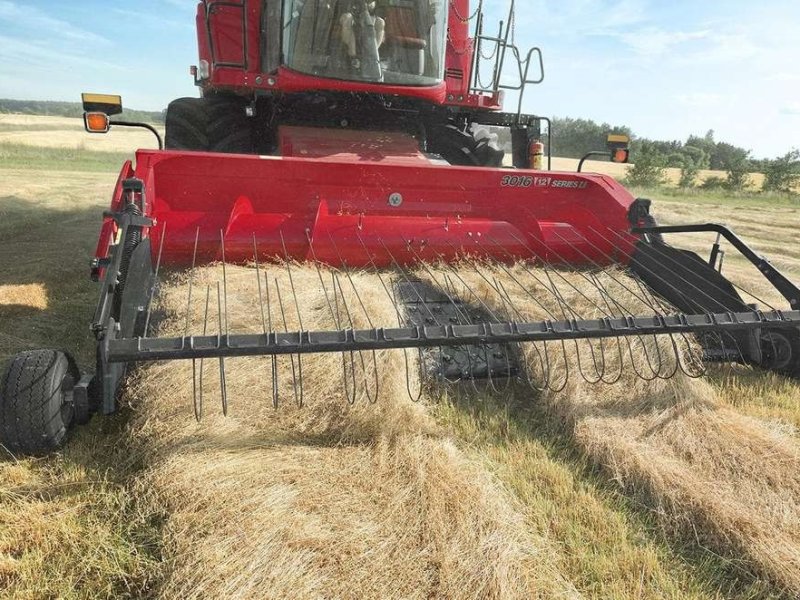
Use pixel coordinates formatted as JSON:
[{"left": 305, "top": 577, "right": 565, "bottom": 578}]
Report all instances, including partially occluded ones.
[{"left": 1, "top": 0, "right": 799, "bottom": 454}]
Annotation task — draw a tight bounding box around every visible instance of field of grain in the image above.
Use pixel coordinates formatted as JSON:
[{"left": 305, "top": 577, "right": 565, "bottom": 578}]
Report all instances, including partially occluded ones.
[{"left": 1, "top": 115, "right": 799, "bottom": 599}]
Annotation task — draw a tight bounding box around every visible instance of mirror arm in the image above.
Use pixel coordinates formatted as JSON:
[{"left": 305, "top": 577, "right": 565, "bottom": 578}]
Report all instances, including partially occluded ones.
[{"left": 110, "top": 121, "right": 164, "bottom": 150}]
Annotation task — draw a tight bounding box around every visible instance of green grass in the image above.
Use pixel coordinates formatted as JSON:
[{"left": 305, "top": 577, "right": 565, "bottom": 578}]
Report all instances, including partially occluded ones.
[
  {"left": 0, "top": 142, "right": 133, "bottom": 172},
  {"left": 630, "top": 186, "right": 800, "bottom": 209},
  {"left": 434, "top": 393, "right": 788, "bottom": 599}
]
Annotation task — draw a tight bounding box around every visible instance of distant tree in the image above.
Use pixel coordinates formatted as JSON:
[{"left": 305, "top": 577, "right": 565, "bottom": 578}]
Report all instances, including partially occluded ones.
[
  {"left": 624, "top": 143, "right": 667, "bottom": 188},
  {"left": 677, "top": 145, "right": 710, "bottom": 188},
  {"left": 762, "top": 149, "right": 800, "bottom": 194},
  {"left": 724, "top": 150, "right": 752, "bottom": 191},
  {"left": 0, "top": 99, "right": 165, "bottom": 123},
  {"left": 550, "top": 117, "right": 633, "bottom": 159}
]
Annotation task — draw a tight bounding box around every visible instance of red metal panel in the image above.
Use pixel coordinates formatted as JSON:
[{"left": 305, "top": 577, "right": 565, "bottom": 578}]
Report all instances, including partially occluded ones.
[{"left": 121, "top": 151, "right": 638, "bottom": 270}]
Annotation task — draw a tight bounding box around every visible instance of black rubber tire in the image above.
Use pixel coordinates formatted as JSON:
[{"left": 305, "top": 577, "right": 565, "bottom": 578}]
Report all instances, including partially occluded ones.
[
  {"left": 427, "top": 124, "right": 503, "bottom": 167},
  {"left": 165, "top": 97, "right": 209, "bottom": 151},
  {"left": 760, "top": 329, "right": 800, "bottom": 379},
  {"left": 207, "top": 95, "right": 254, "bottom": 154},
  {"left": 0, "top": 350, "right": 80, "bottom": 455}
]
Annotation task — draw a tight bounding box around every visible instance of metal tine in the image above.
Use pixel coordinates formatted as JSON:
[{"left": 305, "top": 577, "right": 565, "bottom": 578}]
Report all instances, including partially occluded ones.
[
  {"left": 581, "top": 226, "right": 744, "bottom": 374},
  {"left": 534, "top": 227, "right": 673, "bottom": 381},
  {"left": 541, "top": 265, "right": 608, "bottom": 385},
  {"left": 306, "top": 232, "right": 359, "bottom": 404},
  {"left": 253, "top": 234, "right": 267, "bottom": 334},
  {"left": 403, "top": 240, "right": 490, "bottom": 391},
  {"left": 353, "top": 238, "right": 425, "bottom": 403},
  {"left": 216, "top": 282, "right": 228, "bottom": 416},
  {"left": 264, "top": 273, "right": 279, "bottom": 409},
  {"left": 474, "top": 255, "right": 571, "bottom": 392},
  {"left": 605, "top": 226, "right": 780, "bottom": 312},
  {"left": 279, "top": 232, "right": 306, "bottom": 408},
  {"left": 591, "top": 272, "right": 664, "bottom": 382},
  {"left": 494, "top": 224, "right": 646, "bottom": 383},
  {"left": 404, "top": 246, "right": 483, "bottom": 391},
  {"left": 620, "top": 272, "right": 687, "bottom": 380},
  {"left": 332, "top": 271, "right": 358, "bottom": 406},
  {"left": 183, "top": 227, "right": 201, "bottom": 339},
  {"left": 493, "top": 276, "right": 567, "bottom": 392},
  {"left": 332, "top": 273, "right": 378, "bottom": 404},
  {"left": 429, "top": 245, "right": 515, "bottom": 394},
  {"left": 542, "top": 227, "right": 667, "bottom": 381},
  {"left": 468, "top": 259, "right": 562, "bottom": 393},
  {"left": 143, "top": 223, "right": 167, "bottom": 338},
  {"left": 454, "top": 241, "right": 574, "bottom": 391},
  {"left": 378, "top": 238, "right": 449, "bottom": 388},
  {"left": 482, "top": 241, "right": 623, "bottom": 385},
  {"left": 274, "top": 276, "right": 303, "bottom": 408},
  {"left": 253, "top": 235, "right": 282, "bottom": 406},
  {"left": 194, "top": 285, "right": 212, "bottom": 422},
  {"left": 598, "top": 226, "right": 772, "bottom": 369},
  {"left": 442, "top": 272, "right": 484, "bottom": 395},
  {"left": 493, "top": 277, "right": 551, "bottom": 391},
  {"left": 326, "top": 233, "right": 380, "bottom": 404},
  {"left": 358, "top": 239, "right": 424, "bottom": 403}
]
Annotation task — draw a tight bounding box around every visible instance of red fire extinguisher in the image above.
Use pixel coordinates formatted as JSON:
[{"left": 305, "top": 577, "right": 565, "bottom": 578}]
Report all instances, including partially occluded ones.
[{"left": 529, "top": 139, "right": 544, "bottom": 170}]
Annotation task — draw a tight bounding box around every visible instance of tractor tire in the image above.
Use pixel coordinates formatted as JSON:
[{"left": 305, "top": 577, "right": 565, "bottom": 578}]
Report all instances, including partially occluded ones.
[
  {"left": 207, "top": 95, "right": 254, "bottom": 154},
  {"left": 0, "top": 350, "right": 80, "bottom": 455},
  {"left": 427, "top": 124, "right": 504, "bottom": 167},
  {"left": 760, "top": 329, "right": 800, "bottom": 379},
  {"left": 165, "top": 97, "right": 209, "bottom": 151}
]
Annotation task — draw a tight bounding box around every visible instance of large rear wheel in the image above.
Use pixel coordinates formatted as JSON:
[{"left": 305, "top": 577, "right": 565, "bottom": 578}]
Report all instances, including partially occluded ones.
[
  {"left": 207, "top": 95, "right": 254, "bottom": 154},
  {"left": 0, "top": 350, "right": 80, "bottom": 455},
  {"left": 165, "top": 97, "right": 209, "bottom": 151}
]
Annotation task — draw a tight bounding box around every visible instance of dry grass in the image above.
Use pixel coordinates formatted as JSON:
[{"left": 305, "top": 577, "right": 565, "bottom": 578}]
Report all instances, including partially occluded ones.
[
  {"left": 0, "top": 114, "right": 162, "bottom": 152},
  {"left": 122, "top": 265, "right": 577, "bottom": 599},
  {"left": 0, "top": 283, "right": 48, "bottom": 311},
  {"left": 428, "top": 263, "right": 800, "bottom": 594},
  {"left": 650, "top": 197, "right": 800, "bottom": 431}
]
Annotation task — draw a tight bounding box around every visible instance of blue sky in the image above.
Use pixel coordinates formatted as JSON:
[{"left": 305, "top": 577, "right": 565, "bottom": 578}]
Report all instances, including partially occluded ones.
[{"left": 0, "top": 0, "right": 797, "bottom": 157}]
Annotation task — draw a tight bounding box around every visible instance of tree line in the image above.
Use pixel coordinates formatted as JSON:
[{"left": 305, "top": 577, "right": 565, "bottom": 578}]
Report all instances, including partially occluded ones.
[{"left": 549, "top": 117, "right": 799, "bottom": 194}]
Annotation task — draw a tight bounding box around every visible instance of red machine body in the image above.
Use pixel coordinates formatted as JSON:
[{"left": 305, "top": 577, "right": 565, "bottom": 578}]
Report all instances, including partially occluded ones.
[
  {"left": 90, "top": 1, "right": 635, "bottom": 274},
  {"left": 194, "top": 0, "right": 501, "bottom": 110},
  {"left": 94, "top": 130, "right": 637, "bottom": 271}
]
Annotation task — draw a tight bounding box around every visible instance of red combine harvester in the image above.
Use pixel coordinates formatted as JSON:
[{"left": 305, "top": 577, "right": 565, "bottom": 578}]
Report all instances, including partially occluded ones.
[{"left": 2, "top": 0, "right": 799, "bottom": 453}]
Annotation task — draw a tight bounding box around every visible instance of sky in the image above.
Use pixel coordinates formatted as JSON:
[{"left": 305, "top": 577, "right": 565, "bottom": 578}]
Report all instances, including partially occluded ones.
[{"left": 0, "top": 0, "right": 797, "bottom": 158}]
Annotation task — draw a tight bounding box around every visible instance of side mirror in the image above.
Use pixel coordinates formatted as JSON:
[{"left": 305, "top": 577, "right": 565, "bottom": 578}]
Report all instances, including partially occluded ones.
[
  {"left": 607, "top": 134, "right": 631, "bottom": 164},
  {"left": 81, "top": 93, "right": 122, "bottom": 135}
]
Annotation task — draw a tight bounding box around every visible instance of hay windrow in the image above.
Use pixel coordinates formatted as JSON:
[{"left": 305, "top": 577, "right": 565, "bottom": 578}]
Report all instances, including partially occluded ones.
[
  {"left": 125, "top": 264, "right": 577, "bottom": 599},
  {"left": 425, "top": 263, "right": 800, "bottom": 593}
]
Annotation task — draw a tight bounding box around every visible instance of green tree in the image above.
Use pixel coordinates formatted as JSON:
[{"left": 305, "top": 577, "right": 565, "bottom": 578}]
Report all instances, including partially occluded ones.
[
  {"left": 762, "top": 149, "right": 800, "bottom": 194},
  {"left": 724, "top": 150, "right": 752, "bottom": 191},
  {"left": 624, "top": 143, "right": 667, "bottom": 188},
  {"left": 677, "top": 145, "right": 710, "bottom": 188}
]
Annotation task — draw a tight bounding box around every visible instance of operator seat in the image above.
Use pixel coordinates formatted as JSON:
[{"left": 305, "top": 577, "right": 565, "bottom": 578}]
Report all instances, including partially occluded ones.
[{"left": 379, "top": 0, "right": 429, "bottom": 74}]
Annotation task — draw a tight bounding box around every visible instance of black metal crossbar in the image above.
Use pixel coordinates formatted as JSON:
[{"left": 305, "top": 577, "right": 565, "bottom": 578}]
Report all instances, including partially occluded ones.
[{"left": 107, "top": 310, "right": 800, "bottom": 363}]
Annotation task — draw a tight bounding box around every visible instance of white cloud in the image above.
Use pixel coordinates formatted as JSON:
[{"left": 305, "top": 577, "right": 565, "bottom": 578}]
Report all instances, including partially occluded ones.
[
  {"left": 781, "top": 104, "right": 800, "bottom": 116},
  {"left": 617, "top": 27, "right": 710, "bottom": 56},
  {"left": 674, "top": 92, "right": 725, "bottom": 109}
]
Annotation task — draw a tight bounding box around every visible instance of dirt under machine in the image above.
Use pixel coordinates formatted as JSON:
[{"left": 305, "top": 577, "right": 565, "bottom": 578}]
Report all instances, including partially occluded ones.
[{"left": 2, "top": 0, "right": 799, "bottom": 454}]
